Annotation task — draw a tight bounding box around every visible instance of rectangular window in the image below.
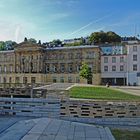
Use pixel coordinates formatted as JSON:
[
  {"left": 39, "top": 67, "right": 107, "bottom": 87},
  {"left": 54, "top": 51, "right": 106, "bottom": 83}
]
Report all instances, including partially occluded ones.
[
  {"left": 104, "top": 57, "right": 108, "bottom": 63},
  {"left": 76, "top": 77, "right": 80, "bottom": 83},
  {"left": 120, "top": 57, "right": 124, "bottom": 63},
  {"left": 68, "top": 77, "right": 72, "bottom": 83},
  {"left": 10, "top": 65, "right": 13, "bottom": 73},
  {"left": 133, "top": 46, "right": 137, "bottom": 52},
  {"left": 3, "top": 77, "right": 6, "bottom": 83},
  {"left": 133, "top": 55, "right": 137, "bottom": 61},
  {"left": 68, "top": 64, "right": 73, "bottom": 73},
  {"left": 52, "top": 77, "right": 57, "bottom": 83},
  {"left": 104, "top": 66, "right": 108, "bottom": 72},
  {"left": 59, "top": 54, "right": 65, "bottom": 60},
  {"left": 16, "top": 65, "right": 19, "bottom": 73},
  {"left": 75, "top": 53, "right": 81, "bottom": 59},
  {"left": 23, "top": 77, "right": 28, "bottom": 84},
  {"left": 46, "top": 65, "right": 50, "bottom": 73},
  {"left": 77, "top": 65, "right": 81, "bottom": 72},
  {"left": 133, "top": 64, "right": 137, "bottom": 71},
  {"left": 112, "top": 66, "right": 116, "bottom": 71},
  {"left": 60, "top": 64, "right": 65, "bottom": 72},
  {"left": 52, "top": 65, "right": 57, "bottom": 73},
  {"left": 31, "top": 77, "right": 36, "bottom": 84},
  {"left": 86, "top": 52, "right": 95, "bottom": 59},
  {"left": 120, "top": 65, "right": 124, "bottom": 71},
  {"left": 15, "top": 77, "right": 20, "bottom": 83},
  {"left": 112, "top": 57, "right": 116, "bottom": 63},
  {"left": 9, "top": 77, "right": 12, "bottom": 83},
  {"left": 60, "top": 77, "right": 64, "bottom": 83},
  {"left": 4, "top": 65, "right": 7, "bottom": 73},
  {"left": 68, "top": 53, "right": 73, "bottom": 59}
]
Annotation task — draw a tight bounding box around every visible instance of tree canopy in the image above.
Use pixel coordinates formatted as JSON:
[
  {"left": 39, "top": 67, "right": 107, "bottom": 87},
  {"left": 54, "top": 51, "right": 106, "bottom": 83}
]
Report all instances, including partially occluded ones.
[
  {"left": 89, "top": 31, "right": 121, "bottom": 44},
  {"left": 52, "top": 39, "right": 62, "bottom": 46},
  {"left": 27, "top": 38, "right": 37, "bottom": 44},
  {"left": 0, "top": 41, "right": 16, "bottom": 51}
]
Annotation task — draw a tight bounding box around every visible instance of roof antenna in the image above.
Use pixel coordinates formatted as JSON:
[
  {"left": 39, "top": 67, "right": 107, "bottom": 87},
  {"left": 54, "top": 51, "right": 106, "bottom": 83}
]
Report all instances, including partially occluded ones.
[{"left": 134, "top": 24, "right": 136, "bottom": 40}]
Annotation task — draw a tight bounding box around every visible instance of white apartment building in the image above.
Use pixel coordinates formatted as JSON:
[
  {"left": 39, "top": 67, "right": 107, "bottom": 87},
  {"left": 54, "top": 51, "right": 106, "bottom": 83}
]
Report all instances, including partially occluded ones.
[
  {"left": 126, "top": 44, "right": 140, "bottom": 86},
  {"left": 101, "top": 54, "right": 127, "bottom": 85},
  {"left": 101, "top": 45, "right": 127, "bottom": 85}
]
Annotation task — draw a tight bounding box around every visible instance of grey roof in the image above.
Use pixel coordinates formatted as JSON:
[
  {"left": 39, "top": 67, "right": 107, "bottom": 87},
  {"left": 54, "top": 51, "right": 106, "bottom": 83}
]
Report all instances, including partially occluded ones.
[
  {"left": 0, "top": 50, "right": 14, "bottom": 53},
  {"left": 46, "top": 45, "right": 99, "bottom": 50}
]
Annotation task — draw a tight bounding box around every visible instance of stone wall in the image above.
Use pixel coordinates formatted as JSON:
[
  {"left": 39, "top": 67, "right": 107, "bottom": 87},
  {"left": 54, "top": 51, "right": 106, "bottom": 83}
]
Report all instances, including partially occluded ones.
[
  {"left": 0, "top": 97, "right": 139, "bottom": 118},
  {"left": 60, "top": 100, "right": 140, "bottom": 118}
]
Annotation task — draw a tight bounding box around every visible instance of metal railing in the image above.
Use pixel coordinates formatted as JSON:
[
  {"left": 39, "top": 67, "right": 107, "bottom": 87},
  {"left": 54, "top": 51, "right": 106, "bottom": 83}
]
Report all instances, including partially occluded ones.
[{"left": 0, "top": 97, "right": 60, "bottom": 117}]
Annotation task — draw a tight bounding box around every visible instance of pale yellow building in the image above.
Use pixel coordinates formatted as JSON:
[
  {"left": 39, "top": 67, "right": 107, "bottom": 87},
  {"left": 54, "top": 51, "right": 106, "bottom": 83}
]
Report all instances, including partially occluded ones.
[{"left": 0, "top": 42, "right": 101, "bottom": 86}]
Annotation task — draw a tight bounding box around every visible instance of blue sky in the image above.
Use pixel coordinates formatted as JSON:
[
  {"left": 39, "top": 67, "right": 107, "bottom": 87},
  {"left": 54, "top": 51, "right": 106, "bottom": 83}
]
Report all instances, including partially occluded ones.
[{"left": 0, "top": 0, "right": 140, "bottom": 42}]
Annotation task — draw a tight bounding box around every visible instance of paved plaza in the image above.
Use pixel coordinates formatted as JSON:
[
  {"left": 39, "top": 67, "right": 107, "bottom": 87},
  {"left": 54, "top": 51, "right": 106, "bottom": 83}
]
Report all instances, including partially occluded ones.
[
  {"left": 34, "top": 83, "right": 75, "bottom": 90},
  {"left": 0, "top": 116, "right": 115, "bottom": 140},
  {"left": 113, "top": 86, "right": 140, "bottom": 96}
]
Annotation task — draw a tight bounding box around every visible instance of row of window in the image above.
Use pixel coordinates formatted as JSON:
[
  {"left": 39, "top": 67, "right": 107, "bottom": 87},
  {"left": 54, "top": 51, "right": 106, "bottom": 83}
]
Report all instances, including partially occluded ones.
[
  {"left": 52, "top": 77, "right": 80, "bottom": 83},
  {"left": 104, "top": 65, "right": 124, "bottom": 72},
  {"left": 46, "top": 52, "right": 96, "bottom": 60},
  {"left": 104, "top": 54, "right": 138, "bottom": 64},
  {"left": 104, "top": 56, "right": 124, "bottom": 63},
  {"left": 0, "top": 77, "right": 36, "bottom": 84},
  {"left": 46, "top": 64, "right": 81, "bottom": 73},
  {"left": 20, "top": 55, "right": 42, "bottom": 61},
  {"left": 0, "top": 55, "right": 14, "bottom": 62},
  {"left": 0, "top": 65, "right": 13, "bottom": 73},
  {"left": 104, "top": 64, "right": 138, "bottom": 72}
]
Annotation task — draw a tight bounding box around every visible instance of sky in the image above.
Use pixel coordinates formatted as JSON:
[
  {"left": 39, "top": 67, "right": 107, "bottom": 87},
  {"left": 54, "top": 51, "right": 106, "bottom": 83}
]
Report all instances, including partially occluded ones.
[{"left": 0, "top": 0, "right": 140, "bottom": 43}]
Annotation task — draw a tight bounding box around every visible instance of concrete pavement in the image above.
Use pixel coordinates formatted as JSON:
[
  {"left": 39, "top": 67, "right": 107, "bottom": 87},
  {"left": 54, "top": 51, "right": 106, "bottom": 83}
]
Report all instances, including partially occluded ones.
[
  {"left": 112, "top": 86, "right": 140, "bottom": 96},
  {"left": 0, "top": 117, "right": 115, "bottom": 140}
]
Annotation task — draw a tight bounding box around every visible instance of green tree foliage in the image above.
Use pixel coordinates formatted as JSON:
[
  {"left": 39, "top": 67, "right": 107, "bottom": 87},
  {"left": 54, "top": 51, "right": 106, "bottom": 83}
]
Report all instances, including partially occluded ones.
[
  {"left": 79, "top": 63, "right": 93, "bottom": 84},
  {"left": 28, "top": 38, "right": 37, "bottom": 44},
  {"left": 52, "top": 39, "right": 62, "bottom": 46},
  {"left": 89, "top": 31, "right": 121, "bottom": 44},
  {"left": 107, "top": 31, "right": 121, "bottom": 43},
  {"left": 0, "top": 41, "right": 5, "bottom": 51},
  {"left": 0, "top": 41, "right": 16, "bottom": 51}
]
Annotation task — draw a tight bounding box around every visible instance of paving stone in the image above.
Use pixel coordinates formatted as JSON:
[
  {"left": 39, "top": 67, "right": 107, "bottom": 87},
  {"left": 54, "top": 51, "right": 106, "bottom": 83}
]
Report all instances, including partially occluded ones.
[
  {"left": 74, "top": 136, "right": 86, "bottom": 140},
  {"left": 55, "top": 135, "right": 67, "bottom": 140},
  {"left": 86, "top": 138, "right": 101, "bottom": 140},
  {"left": 0, "top": 117, "right": 115, "bottom": 140},
  {"left": 21, "top": 134, "right": 40, "bottom": 140},
  {"left": 39, "top": 135, "right": 55, "bottom": 140}
]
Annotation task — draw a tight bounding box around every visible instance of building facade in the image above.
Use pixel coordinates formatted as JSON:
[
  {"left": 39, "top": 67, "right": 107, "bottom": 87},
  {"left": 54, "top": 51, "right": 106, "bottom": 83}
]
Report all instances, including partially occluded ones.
[
  {"left": 101, "top": 45, "right": 127, "bottom": 85},
  {"left": 126, "top": 44, "right": 140, "bottom": 86},
  {"left": 45, "top": 46, "right": 101, "bottom": 85},
  {"left": 0, "top": 42, "right": 101, "bottom": 86},
  {"left": 101, "top": 54, "right": 127, "bottom": 85}
]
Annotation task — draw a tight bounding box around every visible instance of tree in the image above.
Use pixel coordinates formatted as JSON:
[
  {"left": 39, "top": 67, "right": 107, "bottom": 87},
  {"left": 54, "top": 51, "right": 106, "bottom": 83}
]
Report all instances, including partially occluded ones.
[
  {"left": 5, "top": 41, "right": 13, "bottom": 50},
  {"left": 24, "top": 37, "right": 27, "bottom": 42},
  {"left": 52, "top": 39, "right": 62, "bottom": 46},
  {"left": 79, "top": 63, "right": 93, "bottom": 84},
  {"left": 0, "top": 41, "right": 5, "bottom": 51},
  {"left": 106, "top": 31, "right": 121, "bottom": 43},
  {"left": 89, "top": 31, "right": 121, "bottom": 44},
  {"left": 28, "top": 38, "right": 37, "bottom": 44}
]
